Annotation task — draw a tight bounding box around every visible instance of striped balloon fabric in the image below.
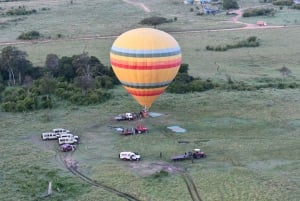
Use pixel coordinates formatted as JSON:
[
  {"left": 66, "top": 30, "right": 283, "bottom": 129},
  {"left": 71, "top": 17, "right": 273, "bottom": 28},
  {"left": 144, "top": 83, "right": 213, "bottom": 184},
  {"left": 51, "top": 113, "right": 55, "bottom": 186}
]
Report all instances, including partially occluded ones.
[{"left": 110, "top": 28, "right": 182, "bottom": 109}]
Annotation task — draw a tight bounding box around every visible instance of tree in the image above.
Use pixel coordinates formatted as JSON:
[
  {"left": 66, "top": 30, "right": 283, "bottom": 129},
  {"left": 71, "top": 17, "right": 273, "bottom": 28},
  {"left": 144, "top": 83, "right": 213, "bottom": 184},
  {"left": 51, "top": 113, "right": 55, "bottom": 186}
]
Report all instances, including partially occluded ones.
[
  {"left": 179, "top": 63, "right": 189, "bottom": 73},
  {"left": 0, "top": 46, "right": 29, "bottom": 86},
  {"left": 23, "top": 75, "right": 33, "bottom": 95},
  {"left": 74, "top": 75, "right": 95, "bottom": 96},
  {"left": 223, "top": 0, "right": 239, "bottom": 10},
  {"left": 45, "top": 54, "right": 59, "bottom": 77},
  {"left": 38, "top": 74, "right": 56, "bottom": 100},
  {"left": 57, "top": 56, "right": 76, "bottom": 81},
  {"left": 73, "top": 53, "right": 89, "bottom": 76},
  {"left": 279, "top": 65, "right": 292, "bottom": 83}
]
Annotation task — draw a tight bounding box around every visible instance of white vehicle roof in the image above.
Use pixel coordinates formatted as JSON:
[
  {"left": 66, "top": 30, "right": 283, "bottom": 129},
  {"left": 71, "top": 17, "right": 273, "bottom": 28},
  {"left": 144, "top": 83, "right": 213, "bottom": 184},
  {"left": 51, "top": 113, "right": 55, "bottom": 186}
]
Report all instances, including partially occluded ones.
[
  {"left": 42, "top": 132, "right": 56, "bottom": 135},
  {"left": 53, "top": 128, "right": 70, "bottom": 132},
  {"left": 120, "top": 151, "right": 140, "bottom": 156}
]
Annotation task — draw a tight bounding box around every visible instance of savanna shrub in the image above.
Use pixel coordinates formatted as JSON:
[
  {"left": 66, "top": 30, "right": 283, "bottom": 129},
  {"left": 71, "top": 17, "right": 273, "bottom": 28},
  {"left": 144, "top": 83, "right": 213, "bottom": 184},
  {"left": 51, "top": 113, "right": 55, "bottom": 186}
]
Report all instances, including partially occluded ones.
[
  {"left": 273, "top": 0, "right": 293, "bottom": 6},
  {"left": 242, "top": 8, "right": 275, "bottom": 17},
  {"left": 18, "top": 31, "right": 41, "bottom": 40}
]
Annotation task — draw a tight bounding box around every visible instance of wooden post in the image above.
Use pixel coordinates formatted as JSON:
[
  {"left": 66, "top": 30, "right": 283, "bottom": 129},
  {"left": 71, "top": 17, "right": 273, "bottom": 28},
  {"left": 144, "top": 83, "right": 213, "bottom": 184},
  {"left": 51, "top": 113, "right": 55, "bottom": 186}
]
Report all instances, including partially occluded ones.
[{"left": 48, "top": 181, "right": 52, "bottom": 195}]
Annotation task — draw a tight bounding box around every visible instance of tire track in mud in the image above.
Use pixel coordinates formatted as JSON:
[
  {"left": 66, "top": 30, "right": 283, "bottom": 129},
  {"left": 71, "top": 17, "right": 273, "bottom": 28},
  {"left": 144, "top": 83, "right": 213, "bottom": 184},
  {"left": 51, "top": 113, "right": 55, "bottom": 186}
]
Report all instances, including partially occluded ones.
[
  {"left": 57, "top": 153, "right": 141, "bottom": 201},
  {"left": 180, "top": 173, "right": 203, "bottom": 201},
  {"left": 153, "top": 123, "right": 203, "bottom": 201}
]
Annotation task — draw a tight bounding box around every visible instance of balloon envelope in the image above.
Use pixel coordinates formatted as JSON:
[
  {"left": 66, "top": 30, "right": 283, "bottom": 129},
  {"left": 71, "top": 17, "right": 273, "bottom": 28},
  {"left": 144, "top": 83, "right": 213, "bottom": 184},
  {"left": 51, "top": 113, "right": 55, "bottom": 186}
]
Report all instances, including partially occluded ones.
[{"left": 110, "top": 28, "right": 182, "bottom": 109}]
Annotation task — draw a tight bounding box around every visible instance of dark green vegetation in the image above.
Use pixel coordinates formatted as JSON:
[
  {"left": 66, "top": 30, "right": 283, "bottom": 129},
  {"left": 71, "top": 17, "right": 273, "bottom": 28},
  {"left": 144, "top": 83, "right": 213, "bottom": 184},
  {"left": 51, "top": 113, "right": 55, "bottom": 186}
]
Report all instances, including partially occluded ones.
[
  {"left": 17, "top": 31, "right": 41, "bottom": 40},
  {"left": 205, "top": 36, "right": 260, "bottom": 51},
  {"left": 242, "top": 8, "right": 276, "bottom": 17},
  {"left": 4, "top": 5, "right": 37, "bottom": 16},
  {"left": 273, "top": 0, "right": 294, "bottom": 6},
  {"left": 0, "top": 0, "right": 300, "bottom": 201},
  {"left": 0, "top": 46, "right": 116, "bottom": 112},
  {"left": 139, "top": 16, "right": 175, "bottom": 28},
  {"left": 223, "top": 0, "right": 239, "bottom": 10}
]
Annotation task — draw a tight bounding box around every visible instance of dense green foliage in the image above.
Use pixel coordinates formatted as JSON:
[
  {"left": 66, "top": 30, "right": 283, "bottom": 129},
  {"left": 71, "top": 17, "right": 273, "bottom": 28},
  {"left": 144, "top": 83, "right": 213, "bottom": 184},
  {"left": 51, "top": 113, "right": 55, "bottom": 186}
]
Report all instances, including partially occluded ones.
[
  {"left": 1, "top": 45, "right": 299, "bottom": 112},
  {"left": 0, "top": 46, "right": 117, "bottom": 112},
  {"left": 17, "top": 31, "right": 41, "bottom": 40},
  {"left": 223, "top": 0, "right": 239, "bottom": 10},
  {"left": 273, "top": 0, "right": 294, "bottom": 6},
  {"left": 167, "top": 63, "right": 299, "bottom": 94},
  {"left": 206, "top": 36, "right": 260, "bottom": 51},
  {"left": 242, "top": 8, "right": 276, "bottom": 17},
  {"left": 5, "top": 6, "right": 37, "bottom": 16},
  {"left": 139, "top": 16, "right": 173, "bottom": 27},
  {"left": 291, "top": 4, "right": 300, "bottom": 9}
]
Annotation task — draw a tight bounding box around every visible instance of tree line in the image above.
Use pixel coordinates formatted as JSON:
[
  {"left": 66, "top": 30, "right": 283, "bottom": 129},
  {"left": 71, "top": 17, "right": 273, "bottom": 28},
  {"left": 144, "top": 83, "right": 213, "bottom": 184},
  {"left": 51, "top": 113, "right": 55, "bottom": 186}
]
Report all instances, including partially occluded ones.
[
  {"left": 0, "top": 46, "right": 298, "bottom": 112},
  {"left": 0, "top": 46, "right": 118, "bottom": 112}
]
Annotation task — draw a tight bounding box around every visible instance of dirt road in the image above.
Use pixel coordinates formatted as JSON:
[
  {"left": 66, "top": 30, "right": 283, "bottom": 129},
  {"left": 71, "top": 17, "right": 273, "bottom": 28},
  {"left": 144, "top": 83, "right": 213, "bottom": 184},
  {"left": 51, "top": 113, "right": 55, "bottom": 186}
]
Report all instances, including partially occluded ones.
[{"left": 122, "top": 0, "right": 151, "bottom": 12}]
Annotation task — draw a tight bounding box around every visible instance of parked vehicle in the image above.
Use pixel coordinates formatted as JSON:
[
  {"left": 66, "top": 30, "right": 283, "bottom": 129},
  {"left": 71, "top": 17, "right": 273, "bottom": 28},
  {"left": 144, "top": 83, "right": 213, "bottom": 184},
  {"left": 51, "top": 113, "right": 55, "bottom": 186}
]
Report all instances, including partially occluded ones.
[
  {"left": 114, "top": 113, "right": 136, "bottom": 121},
  {"left": 60, "top": 144, "right": 76, "bottom": 152},
  {"left": 119, "top": 124, "right": 149, "bottom": 136},
  {"left": 120, "top": 128, "right": 135, "bottom": 136},
  {"left": 41, "top": 132, "right": 59, "bottom": 140},
  {"left": 53, "top": 128, "right": 70, "bottom": 134},
  {"left": 135, "top": 123, "right": 148, "bottom": 134},
  {"left": 119, "top": 152, "right": 141, "bottom": 161},
  {"left": 171, "top": 149, "right": 206, "bottom": 161},
  {"left": 58, "top": 133, "right": 79, "bottom": 141},
  {"left": 58, "top": 137, "right": 78, "bottom": 145},
  {"left": 171, "top": 152, "right": 192, "bottom": 161},
  {"left": 192, "top": 148, "right": 206, "bottom": 158}
]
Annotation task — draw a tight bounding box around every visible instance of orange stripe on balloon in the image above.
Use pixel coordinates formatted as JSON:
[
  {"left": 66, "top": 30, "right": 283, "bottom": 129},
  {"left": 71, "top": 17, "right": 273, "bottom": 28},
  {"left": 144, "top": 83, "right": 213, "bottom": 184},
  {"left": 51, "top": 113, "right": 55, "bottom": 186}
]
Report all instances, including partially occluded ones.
[
  {"left": 110, "top": 58, "right": 181, "bottom": 70},
  {"left": 127, "top": 89, "right": 165, "bottom": 96}
]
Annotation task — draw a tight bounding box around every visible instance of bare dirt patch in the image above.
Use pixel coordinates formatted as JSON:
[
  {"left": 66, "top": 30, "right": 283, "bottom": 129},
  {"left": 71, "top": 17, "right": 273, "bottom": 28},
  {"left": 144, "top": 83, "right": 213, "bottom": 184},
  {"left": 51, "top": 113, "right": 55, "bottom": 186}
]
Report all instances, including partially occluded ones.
[{"left": 127, "top": 161, "right": 185, "bottom": 177}]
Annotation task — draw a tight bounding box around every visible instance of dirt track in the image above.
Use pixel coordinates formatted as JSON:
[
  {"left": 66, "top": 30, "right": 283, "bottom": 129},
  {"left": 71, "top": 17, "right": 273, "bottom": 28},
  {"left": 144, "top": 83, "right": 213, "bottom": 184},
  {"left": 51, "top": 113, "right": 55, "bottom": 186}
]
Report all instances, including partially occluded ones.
[{"left": 122, "top": 0, "right": 151, "bottom": 12}]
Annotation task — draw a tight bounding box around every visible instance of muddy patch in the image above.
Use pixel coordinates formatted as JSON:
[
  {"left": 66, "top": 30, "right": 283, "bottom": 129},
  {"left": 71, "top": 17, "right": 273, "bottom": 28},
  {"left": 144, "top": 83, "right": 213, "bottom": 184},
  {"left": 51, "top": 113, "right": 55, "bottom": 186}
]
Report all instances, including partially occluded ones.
[{"left": 127, "top": 161, "right": 184, "bottom": 177}]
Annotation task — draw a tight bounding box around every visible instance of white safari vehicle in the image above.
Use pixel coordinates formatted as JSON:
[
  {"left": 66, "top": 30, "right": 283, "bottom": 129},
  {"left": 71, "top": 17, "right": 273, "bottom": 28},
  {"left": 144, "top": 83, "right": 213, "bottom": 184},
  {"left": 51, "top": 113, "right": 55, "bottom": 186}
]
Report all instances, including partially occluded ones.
[
  {"left": 53, "top": 128, "right": 70, "bottom": 134},
  {"left": 58, "top": 137, "right": 78, "bottom": 145},
  {"left": 41, "top": 132, "right": 59, "bottom": 140},
  {"left": 42, "top": 128, "right": 71, "bottom": 140},
  {"left": 58, "top": 133, "right": 79, "bottom": 141},
  {"left": 119, "top": 152, "right": 141, "bottom": 161}
]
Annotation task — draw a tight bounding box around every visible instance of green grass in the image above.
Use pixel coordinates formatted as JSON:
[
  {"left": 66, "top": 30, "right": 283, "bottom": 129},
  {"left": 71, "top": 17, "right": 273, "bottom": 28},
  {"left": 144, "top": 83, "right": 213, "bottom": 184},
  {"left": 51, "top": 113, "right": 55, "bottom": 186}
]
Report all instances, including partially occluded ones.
[
  {"left": 1, "top": 87, "right": 300, "bottom": 200},
  {"left": 1, "top": 0, "right": 300, "bottom": 200}
]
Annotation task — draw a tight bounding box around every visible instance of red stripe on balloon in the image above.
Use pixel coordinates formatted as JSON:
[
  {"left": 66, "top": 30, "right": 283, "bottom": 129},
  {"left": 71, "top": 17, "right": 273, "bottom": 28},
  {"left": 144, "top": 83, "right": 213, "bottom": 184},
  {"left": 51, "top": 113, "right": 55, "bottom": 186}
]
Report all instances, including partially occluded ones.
[
  {"left": 127, "top": 89, "right": 165, "bottom": 96},
  {"left": 111, "top": 58, "right": 181, "bottom": 70}
]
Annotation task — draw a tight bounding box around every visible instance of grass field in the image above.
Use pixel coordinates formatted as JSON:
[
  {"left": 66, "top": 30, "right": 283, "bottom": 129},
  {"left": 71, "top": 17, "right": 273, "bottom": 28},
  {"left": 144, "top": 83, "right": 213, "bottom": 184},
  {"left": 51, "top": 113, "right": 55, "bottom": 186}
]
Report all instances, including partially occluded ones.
[
  {"left": 1, "top": 87, "right": 300, "bottom": 200},
  {"left": 1, "top": 0, "right": 300, "bottom": 201}
]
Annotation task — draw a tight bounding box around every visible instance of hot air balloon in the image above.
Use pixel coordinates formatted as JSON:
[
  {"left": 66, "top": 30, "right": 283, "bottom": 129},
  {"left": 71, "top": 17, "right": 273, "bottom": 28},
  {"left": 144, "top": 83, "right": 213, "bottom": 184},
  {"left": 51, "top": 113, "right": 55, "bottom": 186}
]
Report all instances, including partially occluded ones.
[{"left": 110, "top": 28, "right": 182, "bottom": 110}]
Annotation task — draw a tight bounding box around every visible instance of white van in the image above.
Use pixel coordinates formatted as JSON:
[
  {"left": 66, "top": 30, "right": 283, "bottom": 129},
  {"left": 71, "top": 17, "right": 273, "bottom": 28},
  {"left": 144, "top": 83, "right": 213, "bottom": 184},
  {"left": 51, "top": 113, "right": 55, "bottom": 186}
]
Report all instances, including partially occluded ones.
[
  {"left": 41, "top": 132, "right": 59, "bottom": 140},
  {"left": 58, "top": 137, "right": 78, "bottom": 145},
  {"left": 57, "top": 133, "right": 79, "bottom": 141},
  {"left": 119, "top": 152, "right": 141, "bottom": 161},
  {"left": 53, "top": 128, "right": 70, "bottom": 134}
]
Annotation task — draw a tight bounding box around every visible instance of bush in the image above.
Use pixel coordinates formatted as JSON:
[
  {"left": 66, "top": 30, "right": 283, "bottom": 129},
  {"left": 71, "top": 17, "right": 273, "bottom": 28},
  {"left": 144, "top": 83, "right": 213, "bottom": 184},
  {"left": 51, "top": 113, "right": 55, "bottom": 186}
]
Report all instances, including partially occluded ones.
[
  {"left": 1, "top": 101, "right": 14, "bottom": 112},
  {"left": 273, "top": 0, "right": 293, "bottom": 6},
  {"left": 223, "top": 0, "right": 239, "bottom": 10},
  {"left": 139, "top": 16, "right": 171, "bottom": 27},
  {"left": 15, "top": 100, "right": 26, "bottom": 112},
  {"left": 17, "top": 31, "right": 41, "bottom": 40},
  {"left": 291, "top": 4, "right": 300, "bottom": 9},
  {"left": 6, "top": 6, "right": 37, "bottom": 16},
  {"left": 206, "top": 36, "right": 259, "bottom": 51},
  {"left": 242, "top": 8, "right": 275, "bottom": 17}
]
